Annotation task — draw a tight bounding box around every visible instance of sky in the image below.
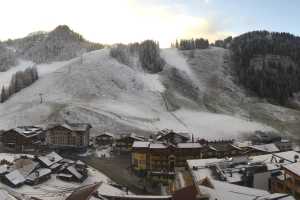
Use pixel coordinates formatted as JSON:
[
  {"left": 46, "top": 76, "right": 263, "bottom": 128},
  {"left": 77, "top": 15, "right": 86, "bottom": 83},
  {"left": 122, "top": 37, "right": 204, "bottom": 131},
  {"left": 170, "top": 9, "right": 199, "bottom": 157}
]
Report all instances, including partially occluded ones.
[{"left": 0, "top": 0, "right": 299, "bottom": 47}]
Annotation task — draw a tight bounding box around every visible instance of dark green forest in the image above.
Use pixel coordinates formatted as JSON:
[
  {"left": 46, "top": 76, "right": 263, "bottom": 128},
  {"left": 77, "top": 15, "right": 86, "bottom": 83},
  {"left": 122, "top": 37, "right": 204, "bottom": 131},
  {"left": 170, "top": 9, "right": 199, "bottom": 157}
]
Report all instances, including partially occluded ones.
[
  {"left": 172, "top": 38, "right": 209, "bottom": 50},
  {"left": 230, "top": 31, "right": 300, "bottom": 104}
]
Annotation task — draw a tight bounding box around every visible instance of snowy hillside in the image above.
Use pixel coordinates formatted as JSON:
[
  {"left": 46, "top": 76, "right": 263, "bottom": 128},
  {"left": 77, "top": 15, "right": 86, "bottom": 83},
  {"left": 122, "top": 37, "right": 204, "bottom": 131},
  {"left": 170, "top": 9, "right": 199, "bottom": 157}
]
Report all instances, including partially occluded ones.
[
  {"left": 5, "top": 25, "right": 103, "bottom": 64},
  {"left": 3, "top": 45, "right": 298, "bottom": 140}
]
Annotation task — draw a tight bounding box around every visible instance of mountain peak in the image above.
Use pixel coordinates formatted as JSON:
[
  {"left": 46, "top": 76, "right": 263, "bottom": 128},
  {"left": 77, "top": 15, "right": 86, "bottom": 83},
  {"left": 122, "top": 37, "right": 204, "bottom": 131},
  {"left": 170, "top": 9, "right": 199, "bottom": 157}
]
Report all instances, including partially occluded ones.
[{"left": 53, "top": 25, "right": 72, "bottom": 33}]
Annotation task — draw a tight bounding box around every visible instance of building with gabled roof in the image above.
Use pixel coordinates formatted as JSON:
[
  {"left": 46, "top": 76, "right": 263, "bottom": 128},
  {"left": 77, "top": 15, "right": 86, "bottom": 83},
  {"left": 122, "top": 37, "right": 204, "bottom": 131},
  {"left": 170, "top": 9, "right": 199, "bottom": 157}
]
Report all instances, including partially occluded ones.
[
  {"left": 95, "top": 132, "right": 116, "bottom": 146},
  {"left": 1, "top": 126, "right": 44, "bottom": 152},
  {"left": 271, "top": 162, "right": 300, "bottom": 199},
  {"left": 115, "top": 133, "right": 145, "bottom": 152},
  {"left": 46, "top": 123, "right": 91, "bottom": 151},
  {"left": 155, "top": 129, "right": 190, "bottom": 144},
  {"left": 132, "top": 141, "right": 204, "bottom": 178}
]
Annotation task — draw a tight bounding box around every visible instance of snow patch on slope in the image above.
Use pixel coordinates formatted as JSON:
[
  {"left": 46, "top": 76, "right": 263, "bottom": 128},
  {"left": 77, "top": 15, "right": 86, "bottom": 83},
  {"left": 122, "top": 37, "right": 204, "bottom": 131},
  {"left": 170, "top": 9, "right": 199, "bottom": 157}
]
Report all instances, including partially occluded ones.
[
  {"left": 0, "top": 59, "right": 70, "bottom": 87},
  {"left": 139, "top": 73, "right": 165, "bottom": 92},
  {"left": 161, "top": 48, "right": 193, "bottom": 77}
]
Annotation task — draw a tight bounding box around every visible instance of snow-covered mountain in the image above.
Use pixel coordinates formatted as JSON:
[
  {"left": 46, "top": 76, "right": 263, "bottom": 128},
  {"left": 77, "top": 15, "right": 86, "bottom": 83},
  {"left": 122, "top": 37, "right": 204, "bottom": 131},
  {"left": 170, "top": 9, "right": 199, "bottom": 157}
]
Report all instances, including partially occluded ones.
[
  {"left": 1, "top": 27, "right": 300, "bottom": 140},
  {"left": 5, "top": 25, "right": 103, "bottom": 64}
]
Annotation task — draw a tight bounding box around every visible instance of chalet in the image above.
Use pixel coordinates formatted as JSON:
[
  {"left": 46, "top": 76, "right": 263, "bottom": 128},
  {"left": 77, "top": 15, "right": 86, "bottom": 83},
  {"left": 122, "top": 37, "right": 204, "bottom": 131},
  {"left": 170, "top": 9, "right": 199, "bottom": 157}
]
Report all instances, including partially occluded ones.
[
  {"left": 132, "top": 141, "right": 204, "bottom": 178},
  {"left": 95, "top": 132, "right": 115, "bottom": 146},
  {"left": 1, "top": 126, "right": 44, "bottom": 152},
  {"left": 46, "top": 123, "right": 92, "bottom": 151},
  {"left": 271, "top": 161, "right": 300, "bottom": 199},
  {"left": 115, "top": 133, "right": 145, "bottom": 152},
  {"left": 154, "top": 129, "right": 190, "bottom": 144}
]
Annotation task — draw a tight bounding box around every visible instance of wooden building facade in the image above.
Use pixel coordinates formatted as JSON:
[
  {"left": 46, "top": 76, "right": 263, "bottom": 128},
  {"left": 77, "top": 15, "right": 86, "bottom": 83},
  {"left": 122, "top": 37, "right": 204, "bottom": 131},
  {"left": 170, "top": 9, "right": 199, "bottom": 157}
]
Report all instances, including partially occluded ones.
[
  {"left": 115, "top": 133, "right": 145, "bottom": 152},
  {"left": 271, "top": 162, "right": 300, "bottom": 200},
  {"left": 95, "top": 132, "right": 115, "bottom": 146},
  {"left": 1, "top": 126, "right": 44, "bottom": 152},
  {"left": 132, "top": 140, "right": 248, "bottom": 178},
  {"left": 132, "top": 142, "right": 205, "bottom": 175},
  {"left": 46, "top": 123, "right": 91, "bottom": 150}
]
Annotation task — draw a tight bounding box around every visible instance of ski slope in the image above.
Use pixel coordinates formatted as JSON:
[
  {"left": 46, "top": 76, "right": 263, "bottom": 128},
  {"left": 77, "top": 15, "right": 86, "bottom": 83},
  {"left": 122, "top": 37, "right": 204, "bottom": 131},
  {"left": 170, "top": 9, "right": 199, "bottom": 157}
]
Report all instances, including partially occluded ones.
[{"left": 0, "top": 47, "right": 299, "bottom": 140}]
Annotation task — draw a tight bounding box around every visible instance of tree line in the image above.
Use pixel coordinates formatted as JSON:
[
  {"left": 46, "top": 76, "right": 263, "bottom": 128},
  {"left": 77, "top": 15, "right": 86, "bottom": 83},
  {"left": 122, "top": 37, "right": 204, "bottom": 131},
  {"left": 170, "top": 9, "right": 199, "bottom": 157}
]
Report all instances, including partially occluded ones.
[
  {"left": 110, "top": 40, "right": 165, "bottom": 73},
  {"left": 1, "top": 67, "right": 39, "bottom": 103},
  {"left": 0, "top": 44, "right": 17, "bottom": 72},
  {"left": 230, "top": 31, "right": 300, "bottom": 105},
  {"left": 213, "top": 36, "right": 232, "bottom": 48},
  {"left": 172, "top": 38, "right": 209, "bottom": 50}
]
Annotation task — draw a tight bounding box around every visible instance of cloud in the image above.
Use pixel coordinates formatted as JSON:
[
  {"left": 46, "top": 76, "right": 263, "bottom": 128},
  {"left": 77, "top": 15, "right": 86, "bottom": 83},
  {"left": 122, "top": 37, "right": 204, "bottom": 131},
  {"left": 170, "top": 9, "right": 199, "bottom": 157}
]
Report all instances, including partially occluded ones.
[
  {"left": 0, "top": 0, "right": 232, "bottom": 47},
  {"left": 182, "top": 17, "right": 235, "bottom": 42}
]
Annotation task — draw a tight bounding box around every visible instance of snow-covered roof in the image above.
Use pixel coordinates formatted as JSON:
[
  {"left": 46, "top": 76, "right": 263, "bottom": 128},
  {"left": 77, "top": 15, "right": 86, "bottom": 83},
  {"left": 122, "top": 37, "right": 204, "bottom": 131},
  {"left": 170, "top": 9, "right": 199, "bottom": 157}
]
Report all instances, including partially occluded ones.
[
  {"left": 5, "top": 170, "right": 25, "bottom": 186},
  {"left": 283, "top": 162, "right": 300, "bottom": 176},
  {"left": 38, "top": 152, "right": 63, "bottom": 167},
  {"left": 26, "top": 168, "right": 51, "bottom": 182},
  {"left": 96, "top": 132, "right": 115, "bottom": 138},
  {"left": 198, "top": 179, "right": 270, "bottom": 200},
  {"left": 188, "top": 151, "right": 300, "bottom": 189},
  {"left": 250, "top": 151, "right": 300, "bottom": 164},
  {"left": 67, "top": 166, "right": 83, "bottom": 180},
  {"left": 234, "top": 141, "right": 252, "bottom": 148},
  {"left": 250, "top": 143, "right": 280, "bottom": 153},
  {"left": 4, "top": 126, "right": 44, "bottom": 138},
  {"left": 132, "top": 141, "right": 150, "bottom": 148},
  {"left": 273, "top": 151, "right": 300, "bottom": 163},
  {"left": 177, "top": 143, "right": 202, "bottom": 148},
  {"left": 57, "top": 173, "right": 73, "bottom": 178},
  {"left": 50, "top": 162, "right": 61, "bottom": 170},
  {"left": 133, "top": 142, "right": 203, "bottom": 149},
  {"left": 156, "top": 129, "right": 190, "bottom": 140},
  {"left": 66, "top": 182, "right": 101, "bottom": 200},
  {"left": 149, "top": 143, "right": 167, "bottom": 149},
  {"left": 76, "top": 160, "right": 86, "bottom": 166},
  {"left": 47, "top": 123, "right": 92, "bottom": 132},
  {"left": 129, "top": 133, "right": 145, "bottom": 141},
  {"left": 187, "top": 158, "right": 222, "bottom": 181}
]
